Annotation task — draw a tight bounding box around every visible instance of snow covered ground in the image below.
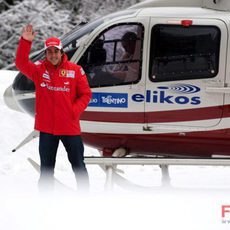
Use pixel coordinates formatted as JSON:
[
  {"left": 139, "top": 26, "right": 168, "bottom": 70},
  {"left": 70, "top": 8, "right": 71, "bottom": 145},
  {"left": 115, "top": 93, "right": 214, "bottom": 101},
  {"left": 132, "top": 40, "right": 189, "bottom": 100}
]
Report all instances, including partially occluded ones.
[{"left": 1, "top": 70, "right": 230, "bottom": 230}]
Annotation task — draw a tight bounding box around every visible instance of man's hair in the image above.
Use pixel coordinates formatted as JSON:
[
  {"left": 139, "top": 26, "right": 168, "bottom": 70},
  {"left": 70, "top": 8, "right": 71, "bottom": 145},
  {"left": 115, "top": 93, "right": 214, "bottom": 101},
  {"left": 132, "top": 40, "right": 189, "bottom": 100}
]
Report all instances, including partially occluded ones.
[{"left": 122, "top": 32, "right": 137, "bottom": 41}]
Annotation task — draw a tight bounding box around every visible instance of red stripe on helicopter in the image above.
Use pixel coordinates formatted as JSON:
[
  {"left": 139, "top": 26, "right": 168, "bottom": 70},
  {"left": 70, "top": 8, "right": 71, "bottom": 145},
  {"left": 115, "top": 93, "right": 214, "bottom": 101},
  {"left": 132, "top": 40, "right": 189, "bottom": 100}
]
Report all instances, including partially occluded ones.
[
  {"left": 81, "top": 105, "right": 229, "bottom": 123},
  {"left": 81, "top": 129, "right": 230, "bottom": 157}
]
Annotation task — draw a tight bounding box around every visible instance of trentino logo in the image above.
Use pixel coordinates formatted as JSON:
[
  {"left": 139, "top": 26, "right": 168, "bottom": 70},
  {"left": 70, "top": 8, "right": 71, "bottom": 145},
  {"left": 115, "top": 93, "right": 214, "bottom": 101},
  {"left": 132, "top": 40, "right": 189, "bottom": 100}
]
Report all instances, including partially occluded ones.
[
  {"left": 132, "top": 84, "right": 201, "bottom": 105},
  {"left": 89, "top": 92, "right": 128, "bottom": 108}
]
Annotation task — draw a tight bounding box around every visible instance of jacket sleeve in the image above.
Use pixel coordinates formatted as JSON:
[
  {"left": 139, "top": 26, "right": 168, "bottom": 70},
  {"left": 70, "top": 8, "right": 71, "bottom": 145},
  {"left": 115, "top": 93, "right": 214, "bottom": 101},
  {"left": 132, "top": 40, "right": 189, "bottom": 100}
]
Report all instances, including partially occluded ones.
[
  {"left": 15, "top": 37, "right": 38, "bottom": 82},
  {"left": 73, "top": 66, "right": 92, "bottom": 116}
]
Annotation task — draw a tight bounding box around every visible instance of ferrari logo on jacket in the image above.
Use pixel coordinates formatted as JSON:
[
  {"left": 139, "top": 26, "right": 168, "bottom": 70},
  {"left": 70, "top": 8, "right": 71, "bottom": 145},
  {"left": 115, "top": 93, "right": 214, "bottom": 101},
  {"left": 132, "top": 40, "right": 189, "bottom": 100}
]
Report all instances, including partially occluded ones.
[
  {"left": 59, "top": 69, "right": 75, "bottom": 78},
  {"left": 60, "top": 69, "right": 67, "bottom": 77}
]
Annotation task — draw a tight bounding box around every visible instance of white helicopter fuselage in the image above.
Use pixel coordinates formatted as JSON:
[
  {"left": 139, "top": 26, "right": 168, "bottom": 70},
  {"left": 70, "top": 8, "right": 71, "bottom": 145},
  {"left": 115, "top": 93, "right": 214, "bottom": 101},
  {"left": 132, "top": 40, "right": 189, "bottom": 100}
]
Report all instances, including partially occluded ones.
[{"left": 5, "top": 0, "right": 230, "bottom": 157}]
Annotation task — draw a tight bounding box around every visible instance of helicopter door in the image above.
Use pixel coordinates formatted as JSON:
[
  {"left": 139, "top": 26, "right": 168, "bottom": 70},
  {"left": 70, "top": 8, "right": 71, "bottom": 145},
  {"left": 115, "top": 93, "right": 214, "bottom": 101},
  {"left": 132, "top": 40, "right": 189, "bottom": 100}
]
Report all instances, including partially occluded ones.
[
  {"left": 145, "top": 18, "right": 227, "bottom": 130},
  {"left": 78, "top": 23, "right": 145, "bottom": 131}
]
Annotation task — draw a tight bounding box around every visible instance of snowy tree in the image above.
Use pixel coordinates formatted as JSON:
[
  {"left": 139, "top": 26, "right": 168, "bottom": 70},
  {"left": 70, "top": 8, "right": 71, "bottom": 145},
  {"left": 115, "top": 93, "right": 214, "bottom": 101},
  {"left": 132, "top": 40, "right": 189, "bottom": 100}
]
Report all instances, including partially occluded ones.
[
  {"left": 0, "top": 0, "right": 15, "bottom": 12},
  {"left": 0, "top": 0, "right": 75, "bottom": 69},
  {"left": 0, "top": 0, "right": 142, "bottom": 69},
  {"left": 57, "top": 0, "right": 143, "bottom": 22}
]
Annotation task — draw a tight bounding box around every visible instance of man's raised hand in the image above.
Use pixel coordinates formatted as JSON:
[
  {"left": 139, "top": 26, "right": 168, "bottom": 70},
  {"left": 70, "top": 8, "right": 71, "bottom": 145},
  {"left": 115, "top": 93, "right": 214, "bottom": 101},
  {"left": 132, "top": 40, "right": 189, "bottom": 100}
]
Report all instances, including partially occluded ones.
[{"left": 22, "top": 24, "right": 37, "bottom": 42}]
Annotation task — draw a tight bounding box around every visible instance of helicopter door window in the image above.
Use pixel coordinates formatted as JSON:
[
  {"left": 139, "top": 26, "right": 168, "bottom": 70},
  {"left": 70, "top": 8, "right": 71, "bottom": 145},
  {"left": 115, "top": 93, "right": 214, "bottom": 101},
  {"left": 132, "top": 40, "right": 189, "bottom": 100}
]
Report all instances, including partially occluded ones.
[
  {"left": 149, "top": 25, "right": 220, "bottom": 82},
  {"left": 78, "top": 23, "right": 144, "bottom": 88}
]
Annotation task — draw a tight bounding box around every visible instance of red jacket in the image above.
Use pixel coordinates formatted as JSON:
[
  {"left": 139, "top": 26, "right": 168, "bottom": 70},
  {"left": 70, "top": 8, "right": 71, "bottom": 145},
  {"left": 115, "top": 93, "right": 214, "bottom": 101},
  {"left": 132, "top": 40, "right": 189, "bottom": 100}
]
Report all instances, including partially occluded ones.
[{"left": 15, "top": 38, "right": 92, "bottom": 135}]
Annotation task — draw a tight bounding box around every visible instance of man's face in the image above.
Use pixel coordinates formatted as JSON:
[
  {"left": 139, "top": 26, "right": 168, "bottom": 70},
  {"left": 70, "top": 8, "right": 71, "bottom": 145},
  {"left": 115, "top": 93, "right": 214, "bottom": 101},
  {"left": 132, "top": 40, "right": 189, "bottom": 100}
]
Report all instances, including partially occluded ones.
[{"left": 45, "top": 47, "right": 62, "bottom": 66}]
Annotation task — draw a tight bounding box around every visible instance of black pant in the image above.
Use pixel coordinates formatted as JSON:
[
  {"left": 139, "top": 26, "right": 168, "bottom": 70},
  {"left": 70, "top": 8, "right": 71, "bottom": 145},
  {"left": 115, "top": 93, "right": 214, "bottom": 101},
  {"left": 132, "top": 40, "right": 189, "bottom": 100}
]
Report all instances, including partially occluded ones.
[{"left": 38, "top": 132, "right": 89, "bottom": 190}]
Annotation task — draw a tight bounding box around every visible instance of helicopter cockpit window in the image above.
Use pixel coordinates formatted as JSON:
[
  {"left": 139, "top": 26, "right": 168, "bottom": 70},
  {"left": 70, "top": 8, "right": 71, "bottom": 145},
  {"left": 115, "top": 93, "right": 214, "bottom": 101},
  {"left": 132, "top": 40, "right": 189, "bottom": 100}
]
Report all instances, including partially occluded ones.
[
  {"left": 64, "top": 40, "right": 78, "bottom": 60},
  {"left": 149, "top": 24, "right": 220, "bottom": 82},
  {"left": 78, "top": 23, "right": 144, "bottom": 87}
]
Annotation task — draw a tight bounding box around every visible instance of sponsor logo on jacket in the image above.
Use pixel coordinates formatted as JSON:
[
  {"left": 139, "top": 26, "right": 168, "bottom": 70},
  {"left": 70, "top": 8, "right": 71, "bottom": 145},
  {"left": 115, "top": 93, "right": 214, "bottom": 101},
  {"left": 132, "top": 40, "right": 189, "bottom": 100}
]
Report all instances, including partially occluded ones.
[
  {"left": 40, "top": 82, "right": 70, "bottom": 92},
  {"left": 42, "top": 70, "right": 50, "bottom": 81},
  {"left": 35, "top": 60, "right": 42, "bottom": 65},
  {"left": 59, "top": 69, "right": 75, "bottom": 78}
]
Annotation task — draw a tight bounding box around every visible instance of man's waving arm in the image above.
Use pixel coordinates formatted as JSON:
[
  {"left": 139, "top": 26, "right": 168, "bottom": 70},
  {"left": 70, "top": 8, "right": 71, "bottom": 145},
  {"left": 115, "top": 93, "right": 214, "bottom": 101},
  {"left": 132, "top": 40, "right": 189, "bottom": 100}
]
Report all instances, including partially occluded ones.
[{"left": 15, "top": 24, "right": 38, "bottom": 81}]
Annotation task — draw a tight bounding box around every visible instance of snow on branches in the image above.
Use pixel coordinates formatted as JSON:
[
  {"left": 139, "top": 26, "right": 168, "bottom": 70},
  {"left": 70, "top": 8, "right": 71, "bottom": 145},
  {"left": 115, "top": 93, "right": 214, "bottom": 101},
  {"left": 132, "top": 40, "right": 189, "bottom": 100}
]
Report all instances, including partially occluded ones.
[
  {"left": 0, "top": 0, "right": 75, "bottom": 69},
  {"left": 0, "top": 0, "right": 142, "bottom": 69}
]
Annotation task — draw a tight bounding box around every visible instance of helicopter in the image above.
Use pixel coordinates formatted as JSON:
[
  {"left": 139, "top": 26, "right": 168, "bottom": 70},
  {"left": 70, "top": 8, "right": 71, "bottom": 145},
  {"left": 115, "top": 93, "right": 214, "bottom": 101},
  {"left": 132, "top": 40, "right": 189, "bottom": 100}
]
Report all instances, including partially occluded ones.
[{"left": 4, "top": 0, "right": 230, "bottom": 160}]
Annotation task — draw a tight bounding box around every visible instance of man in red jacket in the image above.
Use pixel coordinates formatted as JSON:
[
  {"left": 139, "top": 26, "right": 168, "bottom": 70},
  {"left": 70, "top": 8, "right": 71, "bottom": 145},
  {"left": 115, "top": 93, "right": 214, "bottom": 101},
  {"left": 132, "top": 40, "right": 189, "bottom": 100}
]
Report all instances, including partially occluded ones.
[{"left": 15, "top": 24, "right": 92, "bottom": 191}]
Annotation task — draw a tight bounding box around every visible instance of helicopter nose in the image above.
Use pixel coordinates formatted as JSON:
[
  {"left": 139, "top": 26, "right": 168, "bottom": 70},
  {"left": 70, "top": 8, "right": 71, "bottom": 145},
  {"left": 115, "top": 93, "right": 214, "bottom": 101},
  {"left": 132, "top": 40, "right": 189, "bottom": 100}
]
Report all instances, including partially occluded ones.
[
  {"left": 11, "top": 72, "right": 36, "bottom": 117},
  {"left": 3, "top": 85, "right": 23, "bottom": 113}
]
